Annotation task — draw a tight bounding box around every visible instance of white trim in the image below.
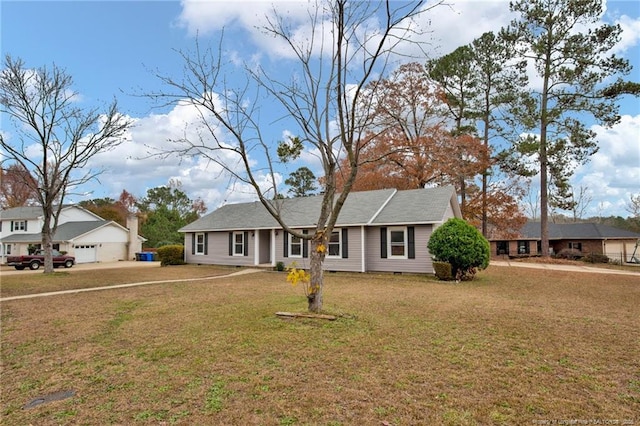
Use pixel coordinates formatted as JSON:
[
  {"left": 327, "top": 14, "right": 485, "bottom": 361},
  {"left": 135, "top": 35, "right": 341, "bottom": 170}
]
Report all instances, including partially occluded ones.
[
  {"left": 195, "top": 232, "right": 205, "bottom": 255},
  {"left": 367, "top": 189, "right": 397, "bottom": 225},
  {"left": 289, "top": 233, "right": 303, "bottom": 258},
  {"left": 232, "top": 231, "right": 245, "bottom": 256},
  {"left": 254, "top": 230, "right": 260, "bottom": 265},
  {"left": 388, "top": 226, "right": 408, "bottom": 259},
  {"left": 361, "top": 225, "right": 366, "bottom": 273},
  {"left": 271, "top": 229, "right": 277, "bottom": 266},
  {"left": 326, "top": 229, "right": 341, "bottom": 258}
]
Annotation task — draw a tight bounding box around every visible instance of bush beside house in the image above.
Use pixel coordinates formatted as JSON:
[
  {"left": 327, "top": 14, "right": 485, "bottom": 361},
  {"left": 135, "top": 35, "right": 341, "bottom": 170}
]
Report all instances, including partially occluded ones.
[
  {"left": 428, "top": 218, "right": 490, "bottom": 281},
  {"left": 156, "top": 245, "right": 185, "bottom": 266}
]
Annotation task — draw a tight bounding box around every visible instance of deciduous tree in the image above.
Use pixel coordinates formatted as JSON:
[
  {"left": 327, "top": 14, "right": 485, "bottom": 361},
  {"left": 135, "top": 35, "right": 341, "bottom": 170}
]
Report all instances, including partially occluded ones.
[
  {"left": 148, "top": 0, "right": 444, "bottom": 312},
  {"left": 0, "top": 164, "right": 38, "bottom": 208},
  {"left": 0, "top": 55, "right": 131, "bottom": 272},
  {"left": 334, "top": 62, "right": 488, "bottom": 199}
]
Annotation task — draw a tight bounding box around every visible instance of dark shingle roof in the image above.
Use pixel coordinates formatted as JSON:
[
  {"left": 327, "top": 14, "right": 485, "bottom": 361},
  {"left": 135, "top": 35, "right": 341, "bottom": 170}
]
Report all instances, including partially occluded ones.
[
  {"left": 520, "top": 222, "right": 640, "bottom": 239},
  {"left": 180, "top": 186, "right": 458, "bottom": 232}
]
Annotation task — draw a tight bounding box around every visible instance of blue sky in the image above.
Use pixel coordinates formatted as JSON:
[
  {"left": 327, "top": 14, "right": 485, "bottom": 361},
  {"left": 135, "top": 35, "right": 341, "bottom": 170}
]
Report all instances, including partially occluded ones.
[{"left": 1, "top": 0, "right": 639, "bottom": 218}]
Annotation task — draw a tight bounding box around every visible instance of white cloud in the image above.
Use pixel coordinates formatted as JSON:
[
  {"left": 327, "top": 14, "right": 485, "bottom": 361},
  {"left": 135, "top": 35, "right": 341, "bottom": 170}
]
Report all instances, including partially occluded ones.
[
  {"left": 572, "top": 114, "right": 640, "bottom": 217},
  {"left": 81, "top": 95, "right": 286, "bottom": 211}
]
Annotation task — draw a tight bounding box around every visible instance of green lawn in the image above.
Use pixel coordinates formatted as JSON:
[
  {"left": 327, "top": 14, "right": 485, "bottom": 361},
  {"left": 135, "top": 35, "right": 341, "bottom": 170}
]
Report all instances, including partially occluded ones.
[{"left": 1, "top": 265, "right": 639, "bottom": 425}]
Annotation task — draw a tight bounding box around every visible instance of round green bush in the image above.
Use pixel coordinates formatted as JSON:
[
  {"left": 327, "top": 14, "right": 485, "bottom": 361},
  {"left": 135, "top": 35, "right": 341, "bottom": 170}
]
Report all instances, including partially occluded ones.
[{"left": 427, "top": 218, "right": 490, "bottom": 281}]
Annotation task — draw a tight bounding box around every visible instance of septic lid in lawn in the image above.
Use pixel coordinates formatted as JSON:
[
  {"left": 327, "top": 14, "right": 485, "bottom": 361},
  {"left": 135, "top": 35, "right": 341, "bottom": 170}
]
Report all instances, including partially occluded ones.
[{"left": 23, "top": 390, "right": 75, "bottom": 409}]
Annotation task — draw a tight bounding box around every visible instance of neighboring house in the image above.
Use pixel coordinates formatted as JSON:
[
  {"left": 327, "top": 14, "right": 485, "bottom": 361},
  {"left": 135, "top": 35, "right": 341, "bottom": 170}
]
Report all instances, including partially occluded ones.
[
  {"left": 0, "top": 205, "right": 145, "bottom": 264},
  {"left": 490, "top": 221, "right": 640, "bottom": 263},
  {"left": 179, "top": 186, "right": 462, "bottom": 274}
]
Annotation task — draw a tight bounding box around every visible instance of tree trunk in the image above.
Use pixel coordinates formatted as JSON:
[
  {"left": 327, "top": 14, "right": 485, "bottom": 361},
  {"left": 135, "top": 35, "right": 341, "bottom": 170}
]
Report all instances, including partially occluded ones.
[
  {"left": 307, "top": 235, "right": 326, "bottom": 313},
  {"left": 482, "top": 112, "right": 490, "bottom": 237},
  {"left": 41, "top": 211, "right": 55, "bottom": 273}
]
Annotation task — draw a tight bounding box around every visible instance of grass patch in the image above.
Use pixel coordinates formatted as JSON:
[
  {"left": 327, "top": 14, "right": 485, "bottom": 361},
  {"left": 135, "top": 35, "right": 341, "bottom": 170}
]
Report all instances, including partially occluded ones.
[
  {"left": 1, "top": 266, "right": 639, "bottom": 424},
  {"left": 0, "top": 264, "right": 232, "bottom": 298}
]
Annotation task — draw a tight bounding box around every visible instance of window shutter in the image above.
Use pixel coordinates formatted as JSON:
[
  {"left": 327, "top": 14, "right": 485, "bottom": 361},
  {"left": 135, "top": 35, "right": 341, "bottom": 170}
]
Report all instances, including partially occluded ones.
[
  {"left": 342, "top": 228, "right": 348, "bottom": 259},
  {"left": 25, "top": 221, "right": 28, "bottom": 231},
  {"left": 229, "top": 232, "right": 233, "bottom": 256},
  {"left": 11, "top": 221, "right": 14, "bottom": 232},
  {"left": 243, "top": 231, "right": 249, "bottom": 256},
  {"left": 408, "top": 226, "right": 415, "bottom": 259},
  {"left": 191, "top": 233, "right": 196, "bottom": 255},
  {"left": 283, "top": 231, "right": 288, "bottom": 257},
  {"left": 204, "top": 233, "right": 208, "bottom": 255},
  {"left": 302, "top": 229, "right": 308, "bottom": 258},
  {"left": 380, "top": 227, "right": 387, "bottom": 258}
]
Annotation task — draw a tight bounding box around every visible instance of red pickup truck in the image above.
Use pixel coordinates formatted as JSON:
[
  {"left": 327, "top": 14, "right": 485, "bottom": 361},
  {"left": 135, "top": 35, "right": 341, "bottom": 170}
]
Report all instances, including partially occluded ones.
[{"left": 6, "top": 250, "right": 75, "bottom": 270}]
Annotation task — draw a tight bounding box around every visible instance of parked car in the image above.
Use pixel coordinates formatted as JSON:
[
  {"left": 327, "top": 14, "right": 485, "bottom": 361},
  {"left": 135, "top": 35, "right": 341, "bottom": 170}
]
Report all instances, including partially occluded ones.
[{"left": 6, "top": 250, "right": 75, "bottom": 270}]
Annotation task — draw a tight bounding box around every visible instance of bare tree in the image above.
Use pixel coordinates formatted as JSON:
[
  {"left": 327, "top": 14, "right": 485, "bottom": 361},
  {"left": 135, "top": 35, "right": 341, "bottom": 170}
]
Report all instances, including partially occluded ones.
[
  {"left": 569, "top": 185, "right": 592, "bottom": 222},
  {"left": 0, "top": 55, "right": 131, "bottom": 273},
  {"left": 626, "top": 193, "right": 640, "bottom": 218},
  {"left": 149, "top": 0, "right": 442, "bottom": 312}
]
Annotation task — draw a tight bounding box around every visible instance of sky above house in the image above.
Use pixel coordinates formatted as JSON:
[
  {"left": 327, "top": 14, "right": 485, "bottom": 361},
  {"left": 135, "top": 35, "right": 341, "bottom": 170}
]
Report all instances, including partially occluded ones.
[{"left": 1, "top": 0, "right": 639, "bottom": 218}]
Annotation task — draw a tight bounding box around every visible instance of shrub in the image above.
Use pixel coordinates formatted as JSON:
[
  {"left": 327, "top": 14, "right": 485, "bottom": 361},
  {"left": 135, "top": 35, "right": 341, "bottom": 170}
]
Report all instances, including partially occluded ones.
[
  {"left": 582, "top": 253, "right": 609, "bottom": 264},
  {"left": 427, "top": 218, "right": 490, "bottom": 281},
  {"left": 555, "top": 248, "right": 582, "bottom": 260},
  {"left": 274, "top": 261, "right": 285, "bottom": 272},
  {"left": 433, "top": 261, "right": 453, "bottom": 281},
  {"left": 156, "top": 245, "right": 185, "bottom": 266}
]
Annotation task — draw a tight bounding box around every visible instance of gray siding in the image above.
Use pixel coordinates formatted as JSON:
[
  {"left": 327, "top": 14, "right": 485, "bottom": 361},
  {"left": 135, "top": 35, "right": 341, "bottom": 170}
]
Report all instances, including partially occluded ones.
[
  {"left": 366, "top": 225, "right": 434, "bottom": 274},
  {"left": 323, "top": 227, "right": 363, "bottom": 272},
  {"left": 273, "top": 227, "right": 364, "bottom": 272},
  {"left": 185, "top": 226, "right": 436, "bottom": 274},
  {"left": 185, "top": 232, "right": 255, "bottom": 267}
]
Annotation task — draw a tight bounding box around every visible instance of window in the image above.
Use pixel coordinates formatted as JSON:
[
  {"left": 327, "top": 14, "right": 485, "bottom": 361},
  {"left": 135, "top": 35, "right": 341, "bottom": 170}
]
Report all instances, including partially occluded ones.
[
  {"left": 233, "top": 232, "right": 245, "bottom": 256},
  {"left": 389, "top": 227, "right": 407, "bottom": 258},
  {"left": 328, "top": 230, "right": 341, "bottom": 257},
  {"left": 5, "top": 244, "right": 11, "bottom": 255},
  {"left": 381, "top": 226, "right": 414, "bottom": 259},
  {"left": 517, "top": 241, "right": 530, "bottom": 254},
  {"left": 289, "top": 234, "right": 302, "bottom": 257},
  {"left": 568, "top": 242, "right": 582, "bottom": 251},
  {"left": 195, "top": 233, "right": 205, "bottom": 255},
  {"left": 496, "top": 241, "right": 509, "bottom": 255},
  {"left": 12, "top": 220, "right": 26, "bottom": 231}
]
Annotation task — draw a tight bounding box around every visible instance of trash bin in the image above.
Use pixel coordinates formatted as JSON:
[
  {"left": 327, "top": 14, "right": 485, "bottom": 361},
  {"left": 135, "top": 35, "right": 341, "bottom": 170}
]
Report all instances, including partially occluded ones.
[
  {"left": 135, "top": 252, "right": 142, "bottom": 261},
  {"left": 141, "top": 252, "right": 153, "bottom": 261}
]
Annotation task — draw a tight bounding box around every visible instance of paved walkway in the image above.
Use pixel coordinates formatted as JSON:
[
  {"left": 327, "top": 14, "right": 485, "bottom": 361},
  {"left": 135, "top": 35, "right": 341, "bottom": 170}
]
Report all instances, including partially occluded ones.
[
  {"left": 491, "top": 260, "right": 640, "bottom": 277},
  {"left": 0, "top": 268, "right": 262, "bottom": 302}
]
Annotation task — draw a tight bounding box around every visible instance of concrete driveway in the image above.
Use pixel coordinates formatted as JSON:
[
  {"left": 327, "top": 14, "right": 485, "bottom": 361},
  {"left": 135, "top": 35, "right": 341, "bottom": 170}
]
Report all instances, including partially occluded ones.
[
  {"left": 491, "top": 259, "right": 640, "bottom": 277},
  {"left": 0, "top": 260, "right": 159, "bottom": 276}
]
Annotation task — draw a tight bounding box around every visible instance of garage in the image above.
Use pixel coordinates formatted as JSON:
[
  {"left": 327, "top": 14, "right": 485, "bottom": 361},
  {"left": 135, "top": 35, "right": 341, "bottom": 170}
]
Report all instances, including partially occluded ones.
[{"left": 74, "top": 244, "right": 97, "bottom": 263}]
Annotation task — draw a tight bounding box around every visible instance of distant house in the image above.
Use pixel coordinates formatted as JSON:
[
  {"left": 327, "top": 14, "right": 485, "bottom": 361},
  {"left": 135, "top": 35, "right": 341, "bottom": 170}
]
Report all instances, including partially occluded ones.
[
  {"left": 0, "top": 205, "right": 145, "bottom": 264},
  {"left": 179, "top": 186, "right": 462, "bottom": 274},
  {"left": 490, "top": 222, "right": 640, "bottom": 263}
]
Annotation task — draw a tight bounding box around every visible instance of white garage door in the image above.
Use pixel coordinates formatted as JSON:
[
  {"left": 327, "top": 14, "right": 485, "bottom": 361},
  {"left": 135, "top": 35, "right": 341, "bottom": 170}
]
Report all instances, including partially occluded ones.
[
  {"left": 605, "top": 242, "right": 623, "bottom": 263},
  {"left": 75, "top": 245, "right": 97, "bottom": 263}
]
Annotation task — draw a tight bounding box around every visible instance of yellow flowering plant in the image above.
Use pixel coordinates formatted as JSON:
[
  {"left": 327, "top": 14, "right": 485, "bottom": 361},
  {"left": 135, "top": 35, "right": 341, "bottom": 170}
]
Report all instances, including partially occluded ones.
[{"left": 286, "top": 262, "right": 315, "bottom": 298}]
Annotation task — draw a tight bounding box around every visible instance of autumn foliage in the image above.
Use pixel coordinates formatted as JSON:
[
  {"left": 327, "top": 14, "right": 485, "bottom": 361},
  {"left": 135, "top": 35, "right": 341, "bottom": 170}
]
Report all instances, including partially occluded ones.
[{"left": 0, "top": 164, "right": 38, "bottom": 209}]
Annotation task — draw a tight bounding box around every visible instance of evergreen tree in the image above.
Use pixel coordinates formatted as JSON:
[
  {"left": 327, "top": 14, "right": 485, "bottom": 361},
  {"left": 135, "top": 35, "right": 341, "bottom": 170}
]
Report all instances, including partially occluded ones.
[{"left": 501, "top": 0, "right": 634, "bottom": 257}]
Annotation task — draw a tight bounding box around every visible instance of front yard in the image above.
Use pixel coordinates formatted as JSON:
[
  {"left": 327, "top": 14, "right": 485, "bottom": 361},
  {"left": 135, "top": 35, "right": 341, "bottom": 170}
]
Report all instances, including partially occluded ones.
[{"left": 1, "top": 265, "right": 639, "bottom": 425}]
